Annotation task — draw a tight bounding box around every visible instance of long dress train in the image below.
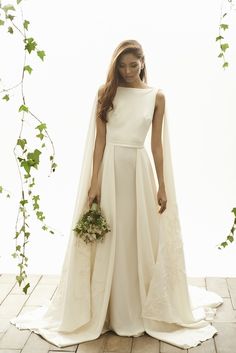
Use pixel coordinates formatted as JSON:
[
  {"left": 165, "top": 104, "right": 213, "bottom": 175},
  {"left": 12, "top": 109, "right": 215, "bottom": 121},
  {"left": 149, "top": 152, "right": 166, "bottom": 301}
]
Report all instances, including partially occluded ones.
[{"left": 10, "top": 86, "right": 223, "bottom": 349}]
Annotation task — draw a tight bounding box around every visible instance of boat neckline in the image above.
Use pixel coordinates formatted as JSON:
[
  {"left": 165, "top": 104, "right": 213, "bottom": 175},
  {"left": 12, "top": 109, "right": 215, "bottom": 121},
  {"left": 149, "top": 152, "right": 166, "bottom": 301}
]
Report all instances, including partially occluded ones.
[{"left": 117, "top": 86, "right": 154, "bottom": 90}]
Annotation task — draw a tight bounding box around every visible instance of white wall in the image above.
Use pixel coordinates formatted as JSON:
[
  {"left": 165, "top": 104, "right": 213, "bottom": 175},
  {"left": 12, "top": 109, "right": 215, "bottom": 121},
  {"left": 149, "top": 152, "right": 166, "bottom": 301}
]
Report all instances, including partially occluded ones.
[{"left": 0, "top": 0, "right": 236, "bottom": 276}]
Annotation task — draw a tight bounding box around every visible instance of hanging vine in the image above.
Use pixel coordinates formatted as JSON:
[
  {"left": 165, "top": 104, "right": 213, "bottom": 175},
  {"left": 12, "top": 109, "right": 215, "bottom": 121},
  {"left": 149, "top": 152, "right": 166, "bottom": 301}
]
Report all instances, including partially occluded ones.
[
  {"left": 216, "top": 0, "right": 236, "bottom": 249},
  {"left": 0, "top": 0, "right": 58, "bottom": 293},
  {"left": 216, "top": 2, "right": 230, "bottom": 68}
]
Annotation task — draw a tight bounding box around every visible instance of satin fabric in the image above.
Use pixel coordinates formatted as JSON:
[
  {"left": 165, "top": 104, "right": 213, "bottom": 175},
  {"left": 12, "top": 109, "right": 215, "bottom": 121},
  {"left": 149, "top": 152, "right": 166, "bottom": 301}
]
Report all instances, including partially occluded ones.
[{"left": 10, "top": 86, "right": 223, "bottom": 349}]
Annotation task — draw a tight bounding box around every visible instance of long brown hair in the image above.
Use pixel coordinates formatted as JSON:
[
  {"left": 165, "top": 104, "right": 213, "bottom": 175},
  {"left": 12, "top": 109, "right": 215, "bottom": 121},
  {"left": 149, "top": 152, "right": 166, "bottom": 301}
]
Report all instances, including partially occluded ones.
[{"left": 98, "top": 39, "right": 147, "bottom": 123}]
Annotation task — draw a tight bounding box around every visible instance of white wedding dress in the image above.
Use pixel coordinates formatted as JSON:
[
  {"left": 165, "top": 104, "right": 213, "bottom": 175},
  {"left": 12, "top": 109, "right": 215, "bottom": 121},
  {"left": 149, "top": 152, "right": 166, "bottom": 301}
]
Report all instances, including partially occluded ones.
[{"left": 10, "top": 86, "right": 223, "bottom": 349}]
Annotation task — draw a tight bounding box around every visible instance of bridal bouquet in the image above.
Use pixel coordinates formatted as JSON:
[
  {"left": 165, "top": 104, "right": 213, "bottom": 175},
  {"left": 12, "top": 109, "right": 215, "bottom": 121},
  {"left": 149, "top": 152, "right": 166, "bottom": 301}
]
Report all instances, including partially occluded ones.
[{"left": 73, "top": 198, "right": 111, "bottom": 244}]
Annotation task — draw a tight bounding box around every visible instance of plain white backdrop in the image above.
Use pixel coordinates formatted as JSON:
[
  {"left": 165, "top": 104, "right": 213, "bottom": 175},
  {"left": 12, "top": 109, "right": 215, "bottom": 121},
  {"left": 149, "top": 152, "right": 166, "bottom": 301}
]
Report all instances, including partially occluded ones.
[{"left": 0, "top": 0, "right": 236, "bottom": 276}]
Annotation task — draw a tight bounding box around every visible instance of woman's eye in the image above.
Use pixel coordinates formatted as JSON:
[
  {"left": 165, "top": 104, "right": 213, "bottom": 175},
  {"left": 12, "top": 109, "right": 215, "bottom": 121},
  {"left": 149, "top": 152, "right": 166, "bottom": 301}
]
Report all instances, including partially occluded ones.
[{"left": 119, "top": 64, "right": 137, "bottom": 68}]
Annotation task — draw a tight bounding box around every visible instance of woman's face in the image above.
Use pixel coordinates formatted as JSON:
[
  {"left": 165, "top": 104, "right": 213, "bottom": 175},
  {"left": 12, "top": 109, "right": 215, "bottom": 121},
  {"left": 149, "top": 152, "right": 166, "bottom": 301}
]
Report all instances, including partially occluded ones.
[{"left": 117, "top": 53, "right": 143, "bottom": 84}]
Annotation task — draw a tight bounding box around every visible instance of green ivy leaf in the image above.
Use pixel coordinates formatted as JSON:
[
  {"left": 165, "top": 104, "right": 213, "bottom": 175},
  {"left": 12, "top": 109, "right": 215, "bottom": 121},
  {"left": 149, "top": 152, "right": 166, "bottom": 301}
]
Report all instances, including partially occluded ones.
[
  {"left": 16, "top": 275, "right": 23, "bottom": 286},
  {"left": 36, "top": 133, "right": 44, "bottom": 140},
  {"left": 220, "top": 43, "right": 229, "bottom": 52},
  {"left": 49, "top": 155, "right": 54, "bottom": 161},
  {"left": 2, "top": 94, "right": 9, "bottom": 101},
  {"left": 220, "top": 23, "right": 229, "bottom": 30},
  {"left": 16, "top": 245, "right": 21, "bottom": 251},
  {"left": 36, "top": 211, "right": 45, "bottom": 221},
  {"left": 221, "top": 241, "right": 228, "bottom": 248},
  {"left": 52, "top": 162, "right": 57, "bottom": 171},
  {"left": 2, "top": 5, "right": 16, "bottom": 12},
  {"left": 20, "top": 160, "right": 31, "bottom": 174},
  {"left": 20, "top": 199, "right": 28, "bottom": 206},
  {"left": 37, "top": 50, "right": 46, "bottom": 61},
  {"left": 36, "top": 123, "right": 47, "bottom": 132},
  {"left": 14, "top": 231, "right": 20, "bottom": 239},
  {"left": 216, "top": 35, "right": 224, "bottom": 41},
  {"left": 23, "top": 283, "right": 30, "bottom": 294},
  {"left": 12, "top": 252, "right": 18, "bottom": 259},
  {"left": 227, "top": 235, "right": 234, "bottom": 243},
  {"left": 25, "top": 232, "right": 30, "bottom": 239},
  {"left": 24, "top": 65, "right": 33, "bottom": 74},
  {"left": 218, "top": 52, "right": 223, "bottom": 58},
  {"left": 24, "top": 37, "right": 37, "bottom": 54},
  {"left": 33, "top": 195, "right": 40, "bottom": 210},
  {"left": 41, "top": 143, "right": 46, "bottom": 148},
  {"left": 27, "top": 149, "right": 41, "bottom": 169},
  {"left": 29, "top": 181, "right": 35, "bottom": 188},
  {"left": 23, "top": 20, "right": 30, "bottom": 30},
  {"left": 19, "top": 105, "right": 29, "bottom": 112},
  {"left": 32, "top": 195, "right": 40, "bottom": 201},
  {"left": 0, "top": 19, "right": 5, "bottom": 26},
  {"left": 17, "top": 138, "right": 27, "bottom": 149},
  {"left": 6, "top": 14, "right": 15, "bottom": 20},
  {"left": 232, "top": 208, "right": 236, "bottom": 217},
  {"left": 220, "top": 241, "right": 228, "bottom": 248},
  {"left": 223, "top": 62, "right": 229, "bottom": 68},
  {"left": 17, "top": 0, "right": 23, "bottom": 4},
  {"left": 223, "top": 12, "right": 227, "bottom": 17},
  {"left": 0, "top": 186, "right": 2, "bottom": 193},
  {"left": 8, "top": 26, "right": 13, "bottom": 34}
]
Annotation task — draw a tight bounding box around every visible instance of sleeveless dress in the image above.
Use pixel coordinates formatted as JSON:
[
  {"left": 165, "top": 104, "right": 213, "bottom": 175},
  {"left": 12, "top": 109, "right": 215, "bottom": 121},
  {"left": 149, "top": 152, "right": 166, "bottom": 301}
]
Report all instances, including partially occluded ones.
[{"left": 10, "top": 86, "right": 223, "bottom": 349}]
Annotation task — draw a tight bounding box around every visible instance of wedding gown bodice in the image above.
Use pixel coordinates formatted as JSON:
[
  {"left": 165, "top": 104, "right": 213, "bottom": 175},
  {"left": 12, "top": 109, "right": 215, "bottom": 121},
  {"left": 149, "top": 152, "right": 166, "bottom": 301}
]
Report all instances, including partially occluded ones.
[{"left": 106, "top": 87, "right": 157, "bottom": 147}]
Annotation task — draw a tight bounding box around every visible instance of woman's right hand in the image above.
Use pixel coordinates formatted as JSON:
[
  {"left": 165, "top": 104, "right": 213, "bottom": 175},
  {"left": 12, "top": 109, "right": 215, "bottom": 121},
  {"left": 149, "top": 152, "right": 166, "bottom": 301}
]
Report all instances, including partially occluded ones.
[{"left": 88, "top": 181, "right": 101, "bottom": 208}]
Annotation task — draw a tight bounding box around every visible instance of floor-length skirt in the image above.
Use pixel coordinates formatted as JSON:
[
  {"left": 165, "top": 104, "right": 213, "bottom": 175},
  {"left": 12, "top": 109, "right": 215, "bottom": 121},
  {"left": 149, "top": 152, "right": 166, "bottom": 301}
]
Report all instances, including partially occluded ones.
[{"left": 10, "top": 125, "right": 223, "bottom": 349}]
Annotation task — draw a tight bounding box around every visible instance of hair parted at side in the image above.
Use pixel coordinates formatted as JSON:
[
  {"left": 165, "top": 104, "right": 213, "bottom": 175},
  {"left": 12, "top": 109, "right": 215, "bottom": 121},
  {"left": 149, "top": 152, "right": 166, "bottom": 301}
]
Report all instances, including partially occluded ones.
[{"left": 97, "top": 39, "right": 147, "bottom": 123}]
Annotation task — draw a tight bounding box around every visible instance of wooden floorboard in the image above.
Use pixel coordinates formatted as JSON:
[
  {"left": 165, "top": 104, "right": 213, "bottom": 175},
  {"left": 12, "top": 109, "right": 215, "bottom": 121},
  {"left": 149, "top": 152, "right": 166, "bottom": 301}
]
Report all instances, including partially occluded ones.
[
  {"left": 226, "top": 277, "right": 236, "bottom": 309},
  {"left": 190, "top": 337, "right": 216, "bottom": 353},
  {"left": 205, "top": 277, "right": 230, "bottom": 298},
  {"left": 0, "top": 275, "right": 235, "bottom": 353},
  {"left": 131, "top": 334, "right": 159, "bottom": 353}
]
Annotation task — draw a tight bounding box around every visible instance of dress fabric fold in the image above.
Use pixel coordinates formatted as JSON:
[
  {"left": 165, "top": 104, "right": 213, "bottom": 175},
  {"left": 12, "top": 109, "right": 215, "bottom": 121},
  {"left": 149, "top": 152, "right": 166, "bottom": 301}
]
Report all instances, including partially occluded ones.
[{"left": 10, "top": 86, "right": 223, "bottom": 349}]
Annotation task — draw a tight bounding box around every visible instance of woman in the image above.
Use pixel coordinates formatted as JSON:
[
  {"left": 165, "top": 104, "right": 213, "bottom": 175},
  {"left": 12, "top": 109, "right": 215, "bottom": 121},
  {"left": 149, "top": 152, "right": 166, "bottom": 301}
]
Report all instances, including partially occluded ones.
[
  {"left": 88, "top": 41, "right": 167, "bottom": 216},
  {"left": 11, "top": 39, "right": 223, "bottom": 349}
]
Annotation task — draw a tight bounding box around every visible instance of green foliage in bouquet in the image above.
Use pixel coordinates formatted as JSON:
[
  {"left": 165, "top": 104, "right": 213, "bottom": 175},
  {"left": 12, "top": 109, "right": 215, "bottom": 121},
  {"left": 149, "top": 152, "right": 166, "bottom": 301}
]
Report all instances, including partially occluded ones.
[{"left": 73, "top": 198, "right": 111, "bottom": 244}]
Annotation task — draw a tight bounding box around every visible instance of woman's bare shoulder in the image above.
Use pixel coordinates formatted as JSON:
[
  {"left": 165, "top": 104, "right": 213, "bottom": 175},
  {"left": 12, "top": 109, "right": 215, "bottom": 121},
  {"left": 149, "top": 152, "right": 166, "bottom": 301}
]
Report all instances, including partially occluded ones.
[{"left": 155, "top": 89, "right": 165, "bottom": 109}]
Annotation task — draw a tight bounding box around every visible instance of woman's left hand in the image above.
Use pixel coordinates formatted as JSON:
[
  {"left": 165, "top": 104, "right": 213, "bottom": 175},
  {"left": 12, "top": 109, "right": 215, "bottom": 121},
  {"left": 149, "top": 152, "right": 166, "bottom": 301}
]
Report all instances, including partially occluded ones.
[{"left": 157, "top": 186, "right": 167, "bottom": 214}]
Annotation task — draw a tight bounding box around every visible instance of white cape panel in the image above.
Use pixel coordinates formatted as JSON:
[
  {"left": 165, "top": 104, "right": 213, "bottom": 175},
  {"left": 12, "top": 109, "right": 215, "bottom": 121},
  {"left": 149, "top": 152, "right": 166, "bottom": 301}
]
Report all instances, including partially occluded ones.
[{"left": 10, "top": 89, "right": 223, "bottom": 349}]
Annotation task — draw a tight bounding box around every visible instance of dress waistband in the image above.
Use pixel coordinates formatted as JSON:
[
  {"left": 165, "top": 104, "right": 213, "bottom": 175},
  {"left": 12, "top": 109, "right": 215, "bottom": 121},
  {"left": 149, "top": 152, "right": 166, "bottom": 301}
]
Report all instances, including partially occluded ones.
[{"left": 106, "top": 141, "right": 144, "bottom": 149}]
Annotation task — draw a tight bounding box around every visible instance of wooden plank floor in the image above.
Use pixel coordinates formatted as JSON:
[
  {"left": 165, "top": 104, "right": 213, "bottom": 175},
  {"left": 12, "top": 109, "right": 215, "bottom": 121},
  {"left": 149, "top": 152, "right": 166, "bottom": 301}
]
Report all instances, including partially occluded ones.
[{"left": 0, "top": 275, "right": 235, "bottom": 353}]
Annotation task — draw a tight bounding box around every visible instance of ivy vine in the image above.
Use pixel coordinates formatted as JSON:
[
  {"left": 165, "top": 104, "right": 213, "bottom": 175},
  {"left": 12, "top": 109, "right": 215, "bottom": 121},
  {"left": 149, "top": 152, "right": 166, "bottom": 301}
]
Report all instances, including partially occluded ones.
[
  {"left": 216, "top": 0, "right": 236, "bottom": 249},
  {"left": 216, "top": 0, "right": 236, "bottom": 68},
  {"left": 218, "top": 209, "right": 236, "bottom": 249},
  {"left": 216, "top": 9, "right": 230, "bottom": 68},
  {"left": 0, "top": 0, "right": 58, "bottom": 293}
]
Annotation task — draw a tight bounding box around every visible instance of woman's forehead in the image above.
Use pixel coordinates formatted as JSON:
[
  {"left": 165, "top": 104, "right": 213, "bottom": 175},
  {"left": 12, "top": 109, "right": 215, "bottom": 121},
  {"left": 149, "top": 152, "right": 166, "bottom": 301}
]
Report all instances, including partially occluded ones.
[{"left": 118, "top": 53, "right": 140, "bottom": 63}]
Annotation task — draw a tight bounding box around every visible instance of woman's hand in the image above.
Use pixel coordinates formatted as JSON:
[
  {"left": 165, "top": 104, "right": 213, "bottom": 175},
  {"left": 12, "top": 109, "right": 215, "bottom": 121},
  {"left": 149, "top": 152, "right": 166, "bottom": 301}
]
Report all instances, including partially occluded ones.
[
  {"left": 88, "top": 181, "right": 101, "bottom": 208},
  {"left": 157, "top": 186, "right": 167, "bottom": 214}
]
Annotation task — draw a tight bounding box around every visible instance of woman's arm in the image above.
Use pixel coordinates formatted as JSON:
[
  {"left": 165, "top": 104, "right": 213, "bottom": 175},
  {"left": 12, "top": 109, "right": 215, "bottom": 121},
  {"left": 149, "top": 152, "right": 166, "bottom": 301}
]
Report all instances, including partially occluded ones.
[
  {"left": 151, "top": 90, "right": 165, "bottom": 186},
  {"left": 151, "top": 90, "right": 167, "bottom": 213}
]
